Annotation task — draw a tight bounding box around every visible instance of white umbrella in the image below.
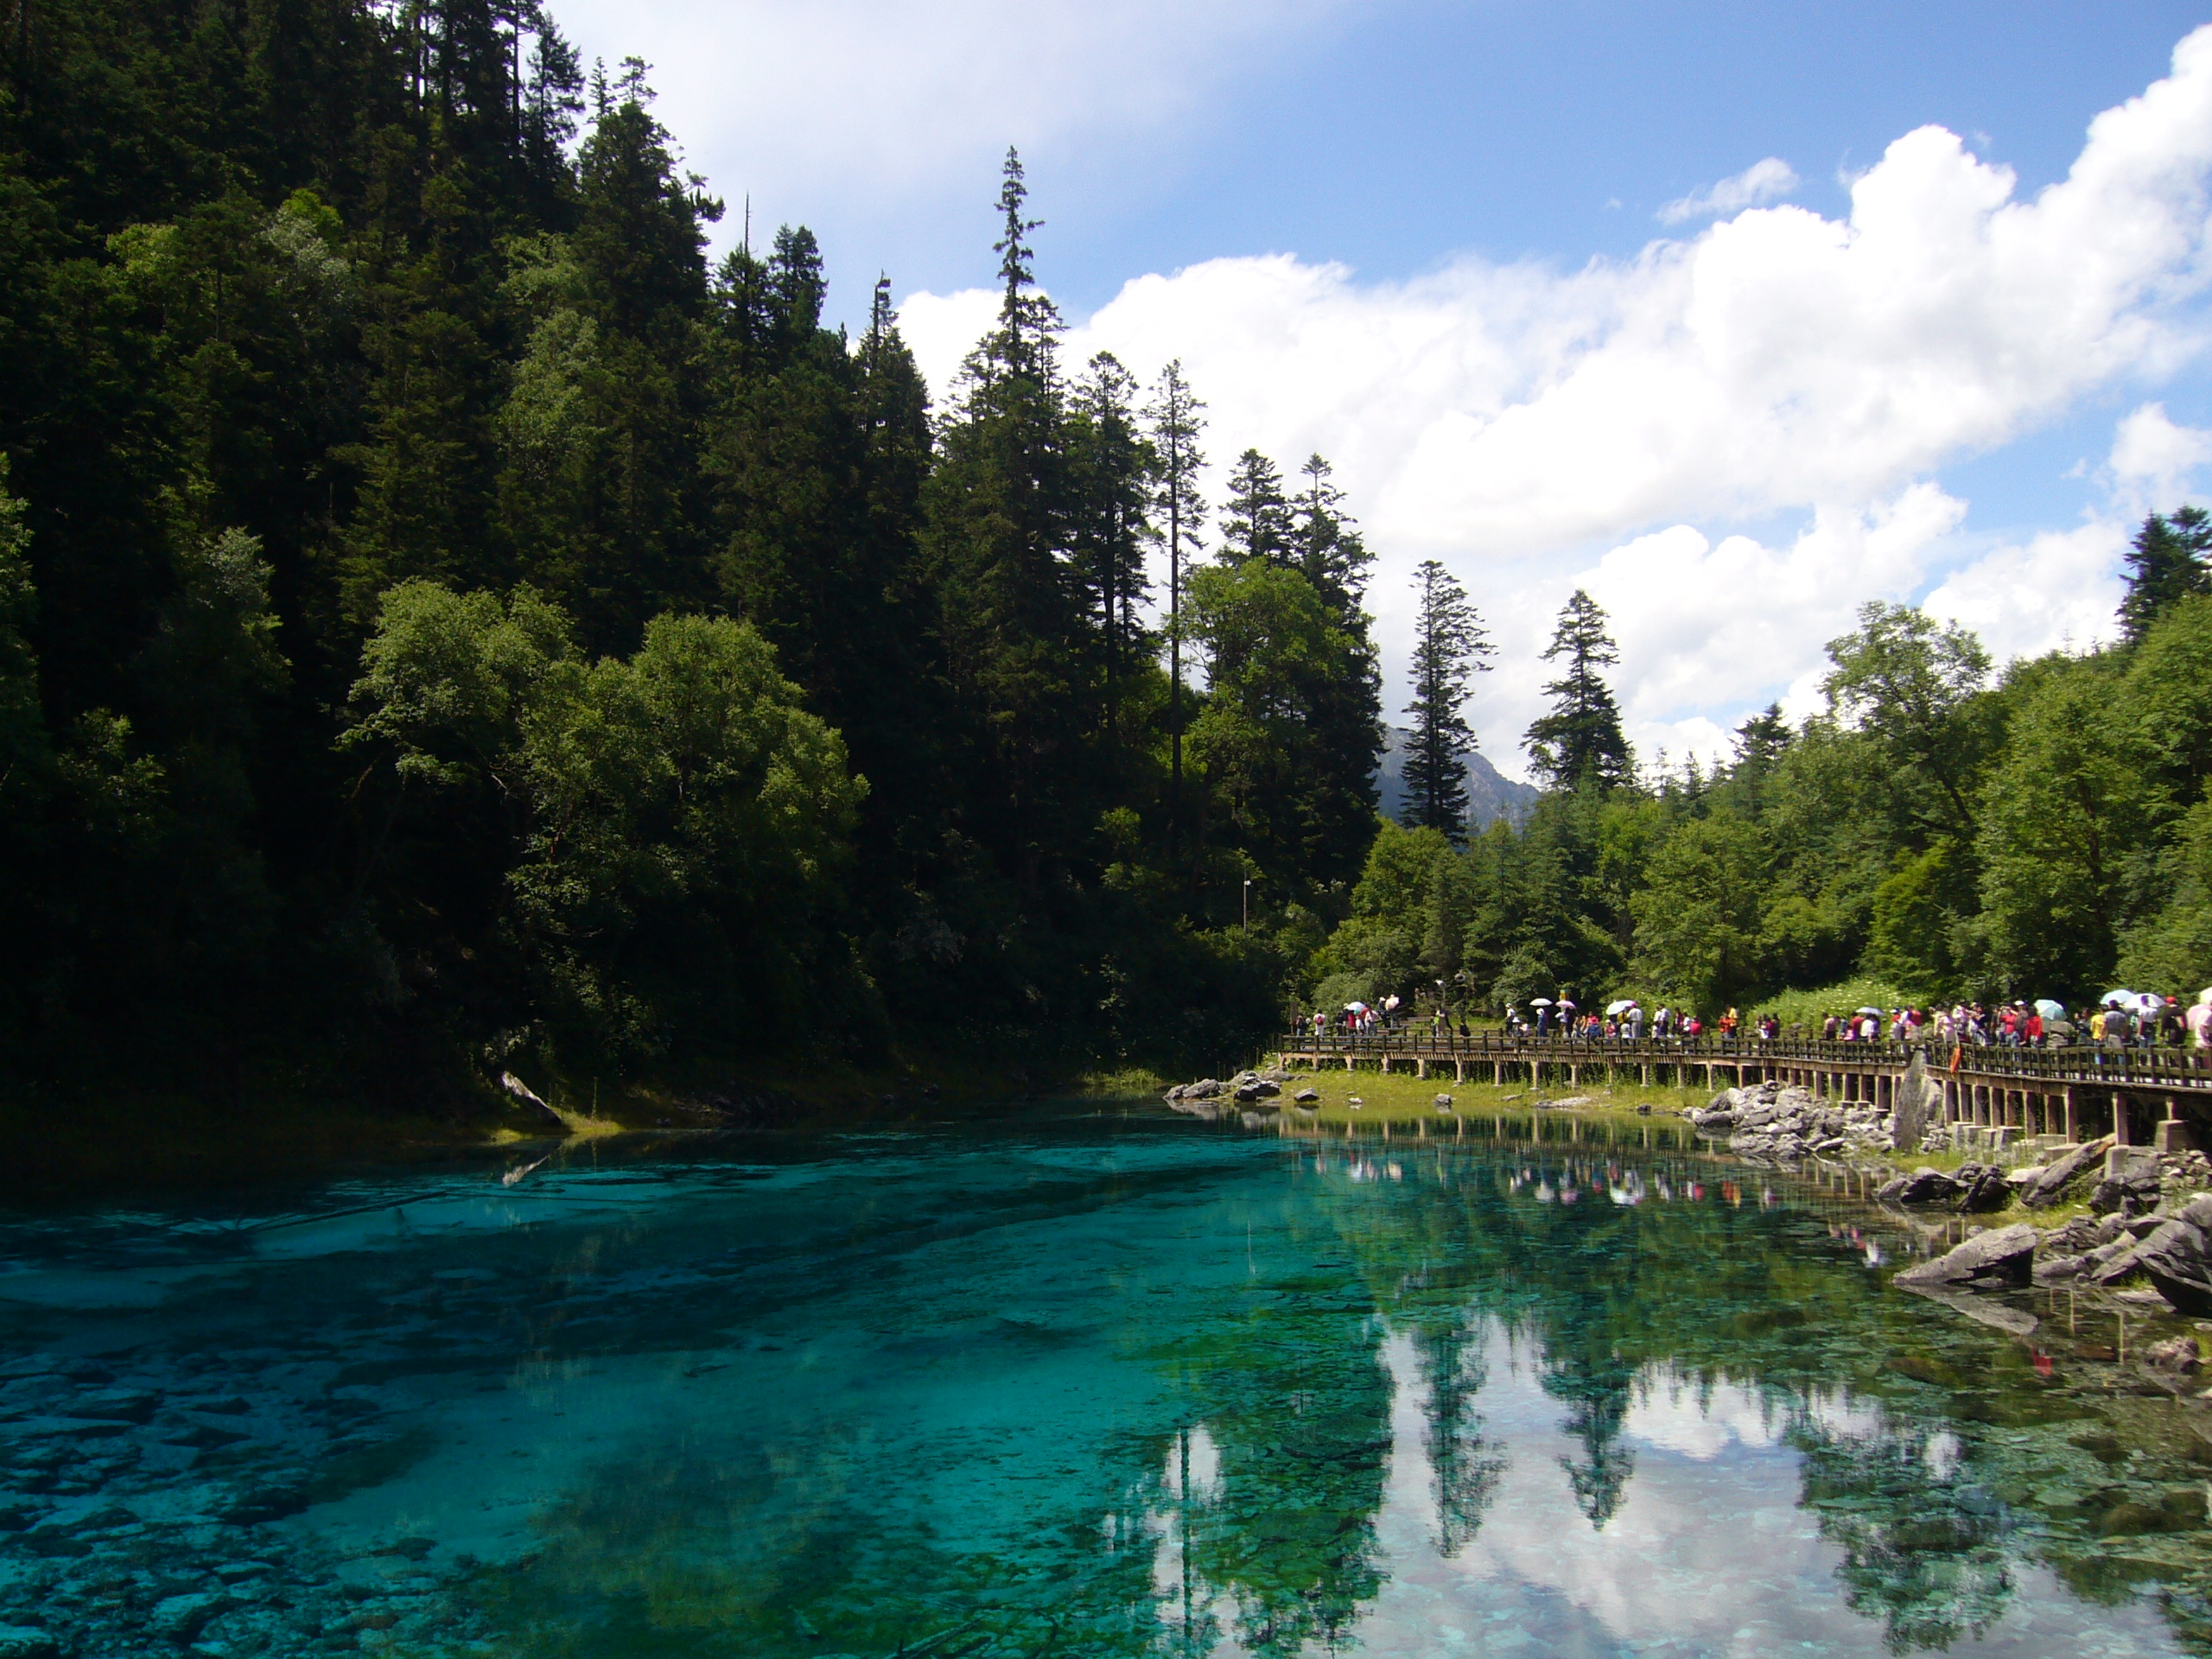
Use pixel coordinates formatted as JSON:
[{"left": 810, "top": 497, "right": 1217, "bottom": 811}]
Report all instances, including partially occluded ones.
[
  {"left": 1344, "top": 1001, "right": 1369, "bottom": 1014},
  {"left": 1529, "top": 997, "right": 1554, "bottom": 1007},
  {"left": 1605, "top": 999, "right": 1638, "bottom": 1015},
  {"left": 2134, "top": 992, "right": 2164, "bottom": 1014},
  {"left": 2199, "top": 987, "right": 2212, "bottom": 1007},
  {"left": 1557, "top": 998, "right": 1578, "bottom": 1010},
  {"left": 2033, "top": 998, "right": 2065, "bottom": 1020},
  {"left": 1856, "top": 1006, "right": 1882, "bottom": 1016},
  {"left": 2101, "top": 989, "right": 2137, "bottom": 1007}
]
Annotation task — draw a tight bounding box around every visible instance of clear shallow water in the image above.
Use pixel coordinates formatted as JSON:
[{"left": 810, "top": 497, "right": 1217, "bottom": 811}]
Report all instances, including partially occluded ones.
[{"left": 3, "top": 1109, "right": 2211, "bottom": 1657}]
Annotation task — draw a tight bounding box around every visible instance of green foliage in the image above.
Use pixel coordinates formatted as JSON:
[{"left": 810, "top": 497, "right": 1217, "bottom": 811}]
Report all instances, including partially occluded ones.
[
  {"left": 1310, "top": 564, "right": 2212, "bottom": 1021},
  {"left": 346, "top": 584, "right": 869, "bottom": 1070},
  {"left": 1524, "top": 589, "right": 1630, "bottom": 790},
  {"left": 2118, "top": 505, "right": 2211, "bottom": 644},
  {"left": 1630, "top": 814, "right": 1770, "bottom": 1012},
  {"left": 1821, "top": 601, "right": 1993, "bottom": 842},
  {"left": 1751, "top": 977, "right": 1917, "bottom": 1031},
  {"left": 1187, "top": 555, "right": 1380, "bottom": 908},
  {"left": 1974, "top": 652, "right": 2148, "bottom": 998},
  {"left": 1, "top": 23, "right": 1399, "bottom": 1093},
  {"left": 23, "top": 0, "right": 2201, "bottom": 1105}
]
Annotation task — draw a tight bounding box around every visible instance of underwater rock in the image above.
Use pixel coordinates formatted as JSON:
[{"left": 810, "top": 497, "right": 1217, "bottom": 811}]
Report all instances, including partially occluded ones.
[
  {"left": 2033, "top": 1252, "right": 2089, "bottom": 1281},
  {"left": 219, "top": 1482, "right": 308, "bottom": 1525},
  {"left": 1893, "top": 1222, "right": 2038, "bottom": 1287},
  {"left": 0, "top": 1629, "right": 58, "bottom": 1659},
  {"left": 2143, "top": 1335, "right": 2203, "bottom": 1372},
  {"left": 1897, "top": 1284, "right": 2039, "bottom": 1336},
  {"left": 147, "top": 1592, "right": 230, "bottom": 1643}
]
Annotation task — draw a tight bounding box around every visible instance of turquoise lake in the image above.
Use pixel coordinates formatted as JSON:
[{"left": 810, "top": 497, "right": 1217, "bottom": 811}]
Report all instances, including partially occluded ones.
[{"left": 3, "top": 1105, "right": 2211, "bottom": 1656}]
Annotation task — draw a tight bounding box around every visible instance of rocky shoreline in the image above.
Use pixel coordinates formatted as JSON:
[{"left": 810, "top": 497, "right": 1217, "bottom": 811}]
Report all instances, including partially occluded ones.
[{"left": 1168, "top": 1065, "right": 2212, "bottom": 1379}]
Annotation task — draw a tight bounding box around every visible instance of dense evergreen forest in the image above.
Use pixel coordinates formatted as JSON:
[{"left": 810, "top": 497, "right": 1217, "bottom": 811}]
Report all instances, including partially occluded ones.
[
  {"left": 0, "top": 0, "right": 1390, "bottom": 1099},
  {"left": 2, "top": 3, "right": 2207, "bottom": 1112}
]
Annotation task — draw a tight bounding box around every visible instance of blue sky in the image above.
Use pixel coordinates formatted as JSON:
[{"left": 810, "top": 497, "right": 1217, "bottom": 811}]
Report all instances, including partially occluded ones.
[{"left": 556, "top": 1, "right": 2212, "bottom": 773}]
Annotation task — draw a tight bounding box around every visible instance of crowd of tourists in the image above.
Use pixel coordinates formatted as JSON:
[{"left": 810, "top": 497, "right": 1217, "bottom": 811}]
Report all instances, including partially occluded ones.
[{"left": 1308, "top": 988, "right": 2212, "bottom": 1050}]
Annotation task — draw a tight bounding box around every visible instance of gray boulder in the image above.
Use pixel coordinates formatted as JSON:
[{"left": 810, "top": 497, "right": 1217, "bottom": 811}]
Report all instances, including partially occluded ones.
[
  {"left": 2084, "top": 1236, "right": 2147, "bottom": 1285},
  {"left": 2020, "top": 1135, "right": 2113, "bottom": 1207},
  {"left": 1876, "top": 1166, "right": 1961, "bottom": 1206},
  {"left": 1893, "top": 1223, "right": 2039, "bottom": 1287},
  {"left": 1954, "top": 1163, "right": 2010, "bottom": 1213},
  {"left": 1294, "top": 1088, "right": 1320, "bottom": 1104},
  {"left": 2136, "top": 1218, "right": 2212, "bottom": 1315},
  {"left": 1890, "top": 1051, "right": 1938, "bottom": 1151},
  {"left": 2174, "top": 1192, "right": 2212, "bottom": 1230},
  {"left": 2091, "top": 1145, "right": 2164, "bottom": 1215}
]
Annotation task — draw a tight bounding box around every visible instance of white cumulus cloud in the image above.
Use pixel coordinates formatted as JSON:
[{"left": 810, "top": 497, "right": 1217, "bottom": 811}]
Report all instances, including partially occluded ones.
[
  {"left": 550, "top": 0, "right": 1348, "bottom": 213},
  {"left": 917, "top": 25, "right": 2212, "bottom": 551},
  {"left": 1656, "top": 156, "right": 1800, "bottom": 224},
  {"left": 2108, "top": 399, "right": 2212, "bottom": 510},
  {"left": 899, "top": 28, "right": 2212, "bottom": 774}
]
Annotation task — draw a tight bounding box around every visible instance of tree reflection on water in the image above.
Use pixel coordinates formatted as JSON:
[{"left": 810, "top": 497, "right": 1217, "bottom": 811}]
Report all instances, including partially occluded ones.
[{"left": 454, "top": 1130, "right": 2209, "bottom": 1656}]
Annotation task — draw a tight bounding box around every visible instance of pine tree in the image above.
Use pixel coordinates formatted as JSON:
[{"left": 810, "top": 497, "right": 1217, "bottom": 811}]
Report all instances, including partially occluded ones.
[
  {"left": 1525, "top": 589, "right": 1631, "bottom": 790},
  {"left": 1281, "top": 449, "right": 1384, "bottom": 876},
  {"left": 2119, "top": 505, "right": 2212, "bottom": 644},
  {"left": 1287, "top": 454, "right": 1373, "bottom": 615},
  {"left": 920, "top": 147, "right": 1086, "bottom": 892},
  {"left": 1400, "top": 560, "right": 1491, "bottom": 841},
  {"left": 1219, "top": 449, "right": 1287, "bottom": 564},
  {"left": 1144, "top": 361, "right": 1206, "bottom": 848},
  {"left": 1066, "top": 352, "right": 1152, "bottom": 747}
]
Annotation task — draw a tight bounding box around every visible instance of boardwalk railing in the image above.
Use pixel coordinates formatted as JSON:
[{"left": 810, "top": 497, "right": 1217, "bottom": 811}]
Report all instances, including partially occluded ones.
[{"left": 1274, "top": 1028, "right": 2212, "bottom": 1147}]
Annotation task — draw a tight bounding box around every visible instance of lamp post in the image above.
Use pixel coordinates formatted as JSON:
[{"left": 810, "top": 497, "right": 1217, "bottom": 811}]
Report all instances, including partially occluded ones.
[{"left": 1243, "top": 877, "right": 1253, "bottom": 933}]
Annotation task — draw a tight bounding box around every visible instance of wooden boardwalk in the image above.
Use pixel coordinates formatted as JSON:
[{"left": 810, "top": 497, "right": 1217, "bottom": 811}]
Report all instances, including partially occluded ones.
[{"left": 1275, "top": 1031, "right": 2212, "bottom": 1149}]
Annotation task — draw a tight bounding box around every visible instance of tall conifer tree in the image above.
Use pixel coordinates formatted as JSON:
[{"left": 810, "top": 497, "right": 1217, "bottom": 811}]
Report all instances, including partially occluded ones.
[
  {"left": 1144, "top": 360, "right": 1206, "bottom": 848},
  {"left": 1525, "top": 589, "right": 1631, "bottom": 790},
  {"left": 1067, "top": 352, "right": 1152, "bottom": 747},
  {"left": 1400, "top": 559, "right": 1491, "bottom": 841},
  {"left": 1219, "top": 449, "right": 1288, "bottom": 564},
  {"left": 921, "top": 147, "right": 1086, "bottom": 890}
]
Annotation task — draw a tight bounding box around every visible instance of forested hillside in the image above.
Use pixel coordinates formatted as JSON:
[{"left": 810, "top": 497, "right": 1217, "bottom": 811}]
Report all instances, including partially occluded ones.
[
  {"left": 1318, "top": 540, "right": 2212, "bottom": 1025},
  {"left": 3, "top": 3, "right": 2206, "bottom": 1112},
  {"left": 0, "top": 1, "right": 1386, "bottom": 1098}
]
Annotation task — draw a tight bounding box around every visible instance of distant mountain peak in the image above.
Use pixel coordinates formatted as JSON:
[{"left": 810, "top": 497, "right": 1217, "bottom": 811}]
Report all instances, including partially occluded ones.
[{"left": 1375, "top": 728, "right": 1541, "bottom": 832}]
